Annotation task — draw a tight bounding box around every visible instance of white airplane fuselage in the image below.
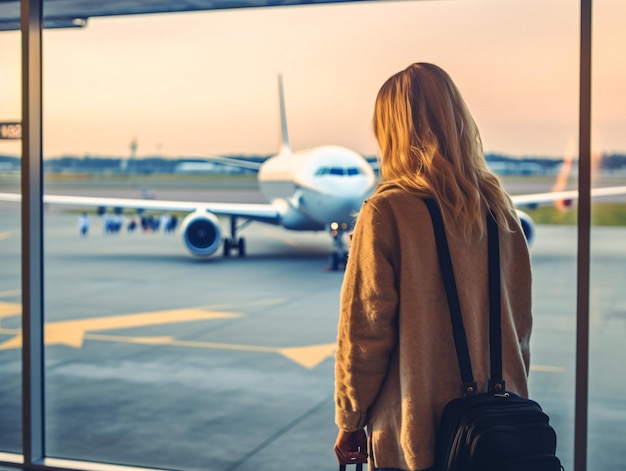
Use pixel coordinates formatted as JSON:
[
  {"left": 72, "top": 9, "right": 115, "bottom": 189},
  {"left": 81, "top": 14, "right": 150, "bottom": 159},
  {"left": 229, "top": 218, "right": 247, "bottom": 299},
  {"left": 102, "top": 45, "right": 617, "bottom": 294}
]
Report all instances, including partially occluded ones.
[{"left": 258, "top": 145, "right": 377, "bottom": 231}]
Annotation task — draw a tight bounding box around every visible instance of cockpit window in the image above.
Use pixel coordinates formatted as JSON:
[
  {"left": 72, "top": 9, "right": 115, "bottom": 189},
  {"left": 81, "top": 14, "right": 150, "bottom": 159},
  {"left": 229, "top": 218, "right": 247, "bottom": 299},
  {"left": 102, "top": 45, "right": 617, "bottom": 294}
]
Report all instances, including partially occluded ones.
[{"left": 315, "top": 167, "right": 363, "bottom": 176}]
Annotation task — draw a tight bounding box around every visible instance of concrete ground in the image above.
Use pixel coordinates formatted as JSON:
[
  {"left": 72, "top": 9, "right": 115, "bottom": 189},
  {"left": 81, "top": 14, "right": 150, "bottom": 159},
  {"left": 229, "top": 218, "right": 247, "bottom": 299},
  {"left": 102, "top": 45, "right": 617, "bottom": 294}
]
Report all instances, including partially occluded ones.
[{"left": 0, "top": 201, "right": 625, "bottom": 471}]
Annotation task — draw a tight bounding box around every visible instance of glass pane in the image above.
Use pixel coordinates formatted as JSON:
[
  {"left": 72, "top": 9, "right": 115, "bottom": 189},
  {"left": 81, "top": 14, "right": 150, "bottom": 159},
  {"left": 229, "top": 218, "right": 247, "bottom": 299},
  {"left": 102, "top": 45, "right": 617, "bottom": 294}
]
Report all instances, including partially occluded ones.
[
  {"left": 42, "top": 8, "right": 339, "bottom": 470},
  {"left": 589, "top": 2, "right": 626, "bottom": 470},
  {"left": 39, "top": 1, "right": 583, "bottom": 470},
  {"left": 0, "top": 26, "right": 23, "bottom": 455}
]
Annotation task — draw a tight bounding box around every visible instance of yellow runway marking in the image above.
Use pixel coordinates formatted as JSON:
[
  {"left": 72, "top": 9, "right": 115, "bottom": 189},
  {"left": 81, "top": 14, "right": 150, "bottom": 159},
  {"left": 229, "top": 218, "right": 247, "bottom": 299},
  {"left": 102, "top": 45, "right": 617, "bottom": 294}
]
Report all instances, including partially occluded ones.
[
  {"left": 279, "top": 344, "right": 338, "bottom": 369},
  {"left": 84, "top": 334, "right": 336, "bottom": 369},
  {"left": 0, "top": 308, "right": 242, "bottom": 350},
  {"left": 0, "top": 300, "right": 565, "bottom": 371},
  {"left": 0, "top": 301, "right": 21, "bottom": 318},
  {"left": 85, "top": 334, "right": 278, "bottom": 353},
  {"left": 0, "top": 298, "right": 336, "bottom": 369}
]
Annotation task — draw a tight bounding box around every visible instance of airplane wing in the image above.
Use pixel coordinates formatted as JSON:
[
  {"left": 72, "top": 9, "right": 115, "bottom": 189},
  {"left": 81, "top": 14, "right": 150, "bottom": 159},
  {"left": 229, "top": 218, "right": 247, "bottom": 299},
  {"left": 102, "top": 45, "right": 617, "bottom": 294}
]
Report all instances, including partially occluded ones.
[
  {"left": 506, "top": 184, "right": 626, "bottom": 246},
  {"left": 0, "top": 192, "right": 281, "bottom": 224},
  {"left": 511, "top": 186, "right": 626, "bottom": 207},
  {"left": 3, "top": 185, "right": 625, "bottom": 213},
  {"left": 189, "top": 155, "right": 264, "bottom": 171}
]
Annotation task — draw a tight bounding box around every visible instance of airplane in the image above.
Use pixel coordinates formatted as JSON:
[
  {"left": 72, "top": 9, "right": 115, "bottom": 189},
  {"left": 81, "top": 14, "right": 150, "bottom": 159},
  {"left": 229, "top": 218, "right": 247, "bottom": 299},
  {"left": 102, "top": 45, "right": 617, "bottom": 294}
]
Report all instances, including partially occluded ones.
[
  {"left": 0, "top": 76, "right": 379, "bottom": 270},
  {"left": 512, "top": 185, "right": 626, "bottom": 245},
  {"left": 1, "top": 77, "right": 626, "bottom": 269}
]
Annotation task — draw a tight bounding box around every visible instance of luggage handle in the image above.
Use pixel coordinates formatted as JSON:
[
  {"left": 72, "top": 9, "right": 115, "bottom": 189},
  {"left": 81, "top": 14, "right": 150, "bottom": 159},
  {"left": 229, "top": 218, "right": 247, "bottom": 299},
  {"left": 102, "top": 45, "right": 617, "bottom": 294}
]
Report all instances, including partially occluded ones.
[{"left": 339, "top": 464, "right": 363, "bottom": 471}]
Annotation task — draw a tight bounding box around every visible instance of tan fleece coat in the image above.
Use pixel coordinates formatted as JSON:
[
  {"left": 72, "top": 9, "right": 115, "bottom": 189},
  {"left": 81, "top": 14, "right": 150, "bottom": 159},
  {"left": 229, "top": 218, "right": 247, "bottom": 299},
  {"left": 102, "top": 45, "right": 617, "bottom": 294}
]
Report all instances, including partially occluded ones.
[{"left": 335, "top": 186, "right": 532, "bottom": 471}]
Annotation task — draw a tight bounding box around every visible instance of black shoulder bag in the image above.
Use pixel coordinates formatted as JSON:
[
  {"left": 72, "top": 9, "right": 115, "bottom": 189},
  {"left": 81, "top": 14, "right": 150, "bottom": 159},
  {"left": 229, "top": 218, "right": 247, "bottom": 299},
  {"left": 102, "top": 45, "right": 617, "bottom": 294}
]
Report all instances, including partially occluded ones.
[{"left": 424, "top": 199, "right": 563, "bottom": 471}]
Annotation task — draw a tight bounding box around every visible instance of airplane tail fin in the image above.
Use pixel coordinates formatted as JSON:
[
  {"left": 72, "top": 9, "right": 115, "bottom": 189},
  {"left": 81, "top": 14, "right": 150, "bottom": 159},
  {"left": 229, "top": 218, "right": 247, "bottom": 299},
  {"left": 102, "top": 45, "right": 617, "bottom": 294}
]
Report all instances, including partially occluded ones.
[{"left": 278, "top": 74, "right": 291, "bottom": 153}]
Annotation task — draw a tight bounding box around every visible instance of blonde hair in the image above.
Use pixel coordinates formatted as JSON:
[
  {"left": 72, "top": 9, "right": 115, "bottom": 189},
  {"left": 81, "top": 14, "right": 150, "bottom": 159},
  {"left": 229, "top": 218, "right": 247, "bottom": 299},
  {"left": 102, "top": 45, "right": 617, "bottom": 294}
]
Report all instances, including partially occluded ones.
[{"left": 373, "top": 62, "right": 516, "bottom": 239}]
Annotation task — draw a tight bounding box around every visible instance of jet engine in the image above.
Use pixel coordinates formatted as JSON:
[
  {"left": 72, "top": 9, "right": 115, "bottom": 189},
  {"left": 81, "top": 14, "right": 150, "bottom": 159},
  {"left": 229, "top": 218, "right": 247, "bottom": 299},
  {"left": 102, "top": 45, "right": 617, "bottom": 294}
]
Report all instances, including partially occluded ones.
[
  {"left": 180, "top": 210, "right": 222, "bottom": 257},
  {"left": 516, "top": 210, "right": 535, "bottom": 246}
]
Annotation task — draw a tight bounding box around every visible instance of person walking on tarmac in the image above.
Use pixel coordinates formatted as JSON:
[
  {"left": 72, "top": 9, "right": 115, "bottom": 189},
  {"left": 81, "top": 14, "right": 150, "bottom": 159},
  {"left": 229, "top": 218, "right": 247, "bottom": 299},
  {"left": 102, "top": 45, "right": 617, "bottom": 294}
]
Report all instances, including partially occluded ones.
[{"left": 78, "top": 212, "right": 90, "bottom": 236}]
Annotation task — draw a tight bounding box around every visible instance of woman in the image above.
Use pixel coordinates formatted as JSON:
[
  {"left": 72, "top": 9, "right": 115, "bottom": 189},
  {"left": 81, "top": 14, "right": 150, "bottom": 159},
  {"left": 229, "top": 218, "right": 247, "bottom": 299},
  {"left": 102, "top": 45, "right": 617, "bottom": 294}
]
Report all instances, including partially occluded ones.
[{"left": 333, "top": 63, "right": 532, "bottom": 471}]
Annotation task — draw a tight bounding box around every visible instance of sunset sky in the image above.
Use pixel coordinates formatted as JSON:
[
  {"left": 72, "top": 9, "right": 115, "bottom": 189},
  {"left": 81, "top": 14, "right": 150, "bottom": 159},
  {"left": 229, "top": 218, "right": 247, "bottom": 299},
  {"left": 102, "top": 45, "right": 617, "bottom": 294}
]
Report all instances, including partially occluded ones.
[{"left": 0, "top": 0, "right": 625, "bottom": 159}]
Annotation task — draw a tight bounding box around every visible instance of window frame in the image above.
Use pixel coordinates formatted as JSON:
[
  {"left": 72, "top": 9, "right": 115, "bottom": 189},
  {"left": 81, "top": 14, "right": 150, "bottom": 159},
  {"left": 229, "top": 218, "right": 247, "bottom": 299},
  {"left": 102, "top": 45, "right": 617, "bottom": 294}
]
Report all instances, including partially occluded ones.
[{"left": 2, "top": 1, "right": 595, "bottom": 470}]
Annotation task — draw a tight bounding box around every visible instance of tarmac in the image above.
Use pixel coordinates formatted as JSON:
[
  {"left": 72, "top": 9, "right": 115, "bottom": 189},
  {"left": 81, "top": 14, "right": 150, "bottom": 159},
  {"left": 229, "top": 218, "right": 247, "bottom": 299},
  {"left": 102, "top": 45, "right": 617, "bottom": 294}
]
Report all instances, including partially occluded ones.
[{"left": 0, "top": 202, "right": 625, "bottom": 471}]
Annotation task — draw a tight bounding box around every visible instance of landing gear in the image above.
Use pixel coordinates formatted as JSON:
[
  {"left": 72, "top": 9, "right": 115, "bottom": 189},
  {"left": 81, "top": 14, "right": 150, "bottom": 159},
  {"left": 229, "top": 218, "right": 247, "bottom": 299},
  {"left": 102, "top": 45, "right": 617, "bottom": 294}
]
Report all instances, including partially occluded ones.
[
  {"left": 328, "top": 222, "right": 350, "bottom": 271},
  {"left": 223, "top": 237, "right": 246, "bottom": 257},
  {"left": 222, "top": 216, "right": 249, "bottom": 258}
]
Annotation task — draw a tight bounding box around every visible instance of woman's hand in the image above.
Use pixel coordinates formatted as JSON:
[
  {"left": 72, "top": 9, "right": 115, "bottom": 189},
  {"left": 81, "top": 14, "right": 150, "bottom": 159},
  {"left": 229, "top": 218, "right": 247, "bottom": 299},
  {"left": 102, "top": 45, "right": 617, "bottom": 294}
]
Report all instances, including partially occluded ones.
[{"left": 334, "top": 428, "right": 368, "bottom": 464}]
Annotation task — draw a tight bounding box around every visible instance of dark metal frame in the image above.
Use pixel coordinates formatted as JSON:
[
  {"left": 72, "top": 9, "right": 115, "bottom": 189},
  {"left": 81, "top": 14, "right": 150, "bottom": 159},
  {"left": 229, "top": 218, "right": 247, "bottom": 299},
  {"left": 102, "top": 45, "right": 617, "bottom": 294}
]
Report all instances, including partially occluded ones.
[
  {"left": 21, "top": 0, "right": 45, "bottom": 467},
  {"left": 4, "top": 0, "right": 595, "bottom": 470},
  {"left": 575, "top": 1, "right": 592, "bottom": 470}
]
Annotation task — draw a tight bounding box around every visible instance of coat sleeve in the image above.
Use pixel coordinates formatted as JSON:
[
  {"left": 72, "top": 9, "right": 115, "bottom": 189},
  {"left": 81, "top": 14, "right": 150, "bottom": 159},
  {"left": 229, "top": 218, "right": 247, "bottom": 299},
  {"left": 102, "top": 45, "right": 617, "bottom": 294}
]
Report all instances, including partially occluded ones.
[{"left": 335, "top": 199, "right": 399, "bottom": 431}]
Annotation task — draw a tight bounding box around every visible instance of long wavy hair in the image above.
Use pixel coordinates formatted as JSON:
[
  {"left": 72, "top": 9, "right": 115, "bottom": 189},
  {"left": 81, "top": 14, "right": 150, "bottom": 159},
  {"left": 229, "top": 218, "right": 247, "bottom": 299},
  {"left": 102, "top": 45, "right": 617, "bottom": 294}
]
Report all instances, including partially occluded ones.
[{"left": 373, "top": 62, "right": 516, "bottom": 239}]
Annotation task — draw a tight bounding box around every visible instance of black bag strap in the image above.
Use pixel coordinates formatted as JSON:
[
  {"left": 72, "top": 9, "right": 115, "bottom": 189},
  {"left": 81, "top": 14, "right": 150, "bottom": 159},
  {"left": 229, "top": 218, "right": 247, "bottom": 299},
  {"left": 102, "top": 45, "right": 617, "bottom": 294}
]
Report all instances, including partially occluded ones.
[
  {"left": 424, "top": 199, "right": 503, "bottom": 396},
  {"left": 424, "top": 199, "right": 477, "bottom": 395},
  {"left": 486, "top": 210, "right": 505, "bottom": 393}
]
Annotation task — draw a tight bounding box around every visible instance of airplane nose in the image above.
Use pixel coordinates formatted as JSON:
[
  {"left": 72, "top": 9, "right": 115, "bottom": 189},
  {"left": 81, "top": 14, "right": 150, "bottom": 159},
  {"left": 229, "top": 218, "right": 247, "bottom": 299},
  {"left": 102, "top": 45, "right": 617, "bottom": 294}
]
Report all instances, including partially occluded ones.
[{"left": 299, "top": 180, "right": 374, "bottom": 224}]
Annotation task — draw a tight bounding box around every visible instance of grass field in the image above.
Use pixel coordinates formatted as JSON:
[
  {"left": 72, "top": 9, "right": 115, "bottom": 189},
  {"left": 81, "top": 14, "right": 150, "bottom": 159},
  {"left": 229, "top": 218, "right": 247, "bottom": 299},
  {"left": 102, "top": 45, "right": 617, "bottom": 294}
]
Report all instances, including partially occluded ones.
[{"left": 523, "top": 204, "right": 626, "bottom": 226}]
